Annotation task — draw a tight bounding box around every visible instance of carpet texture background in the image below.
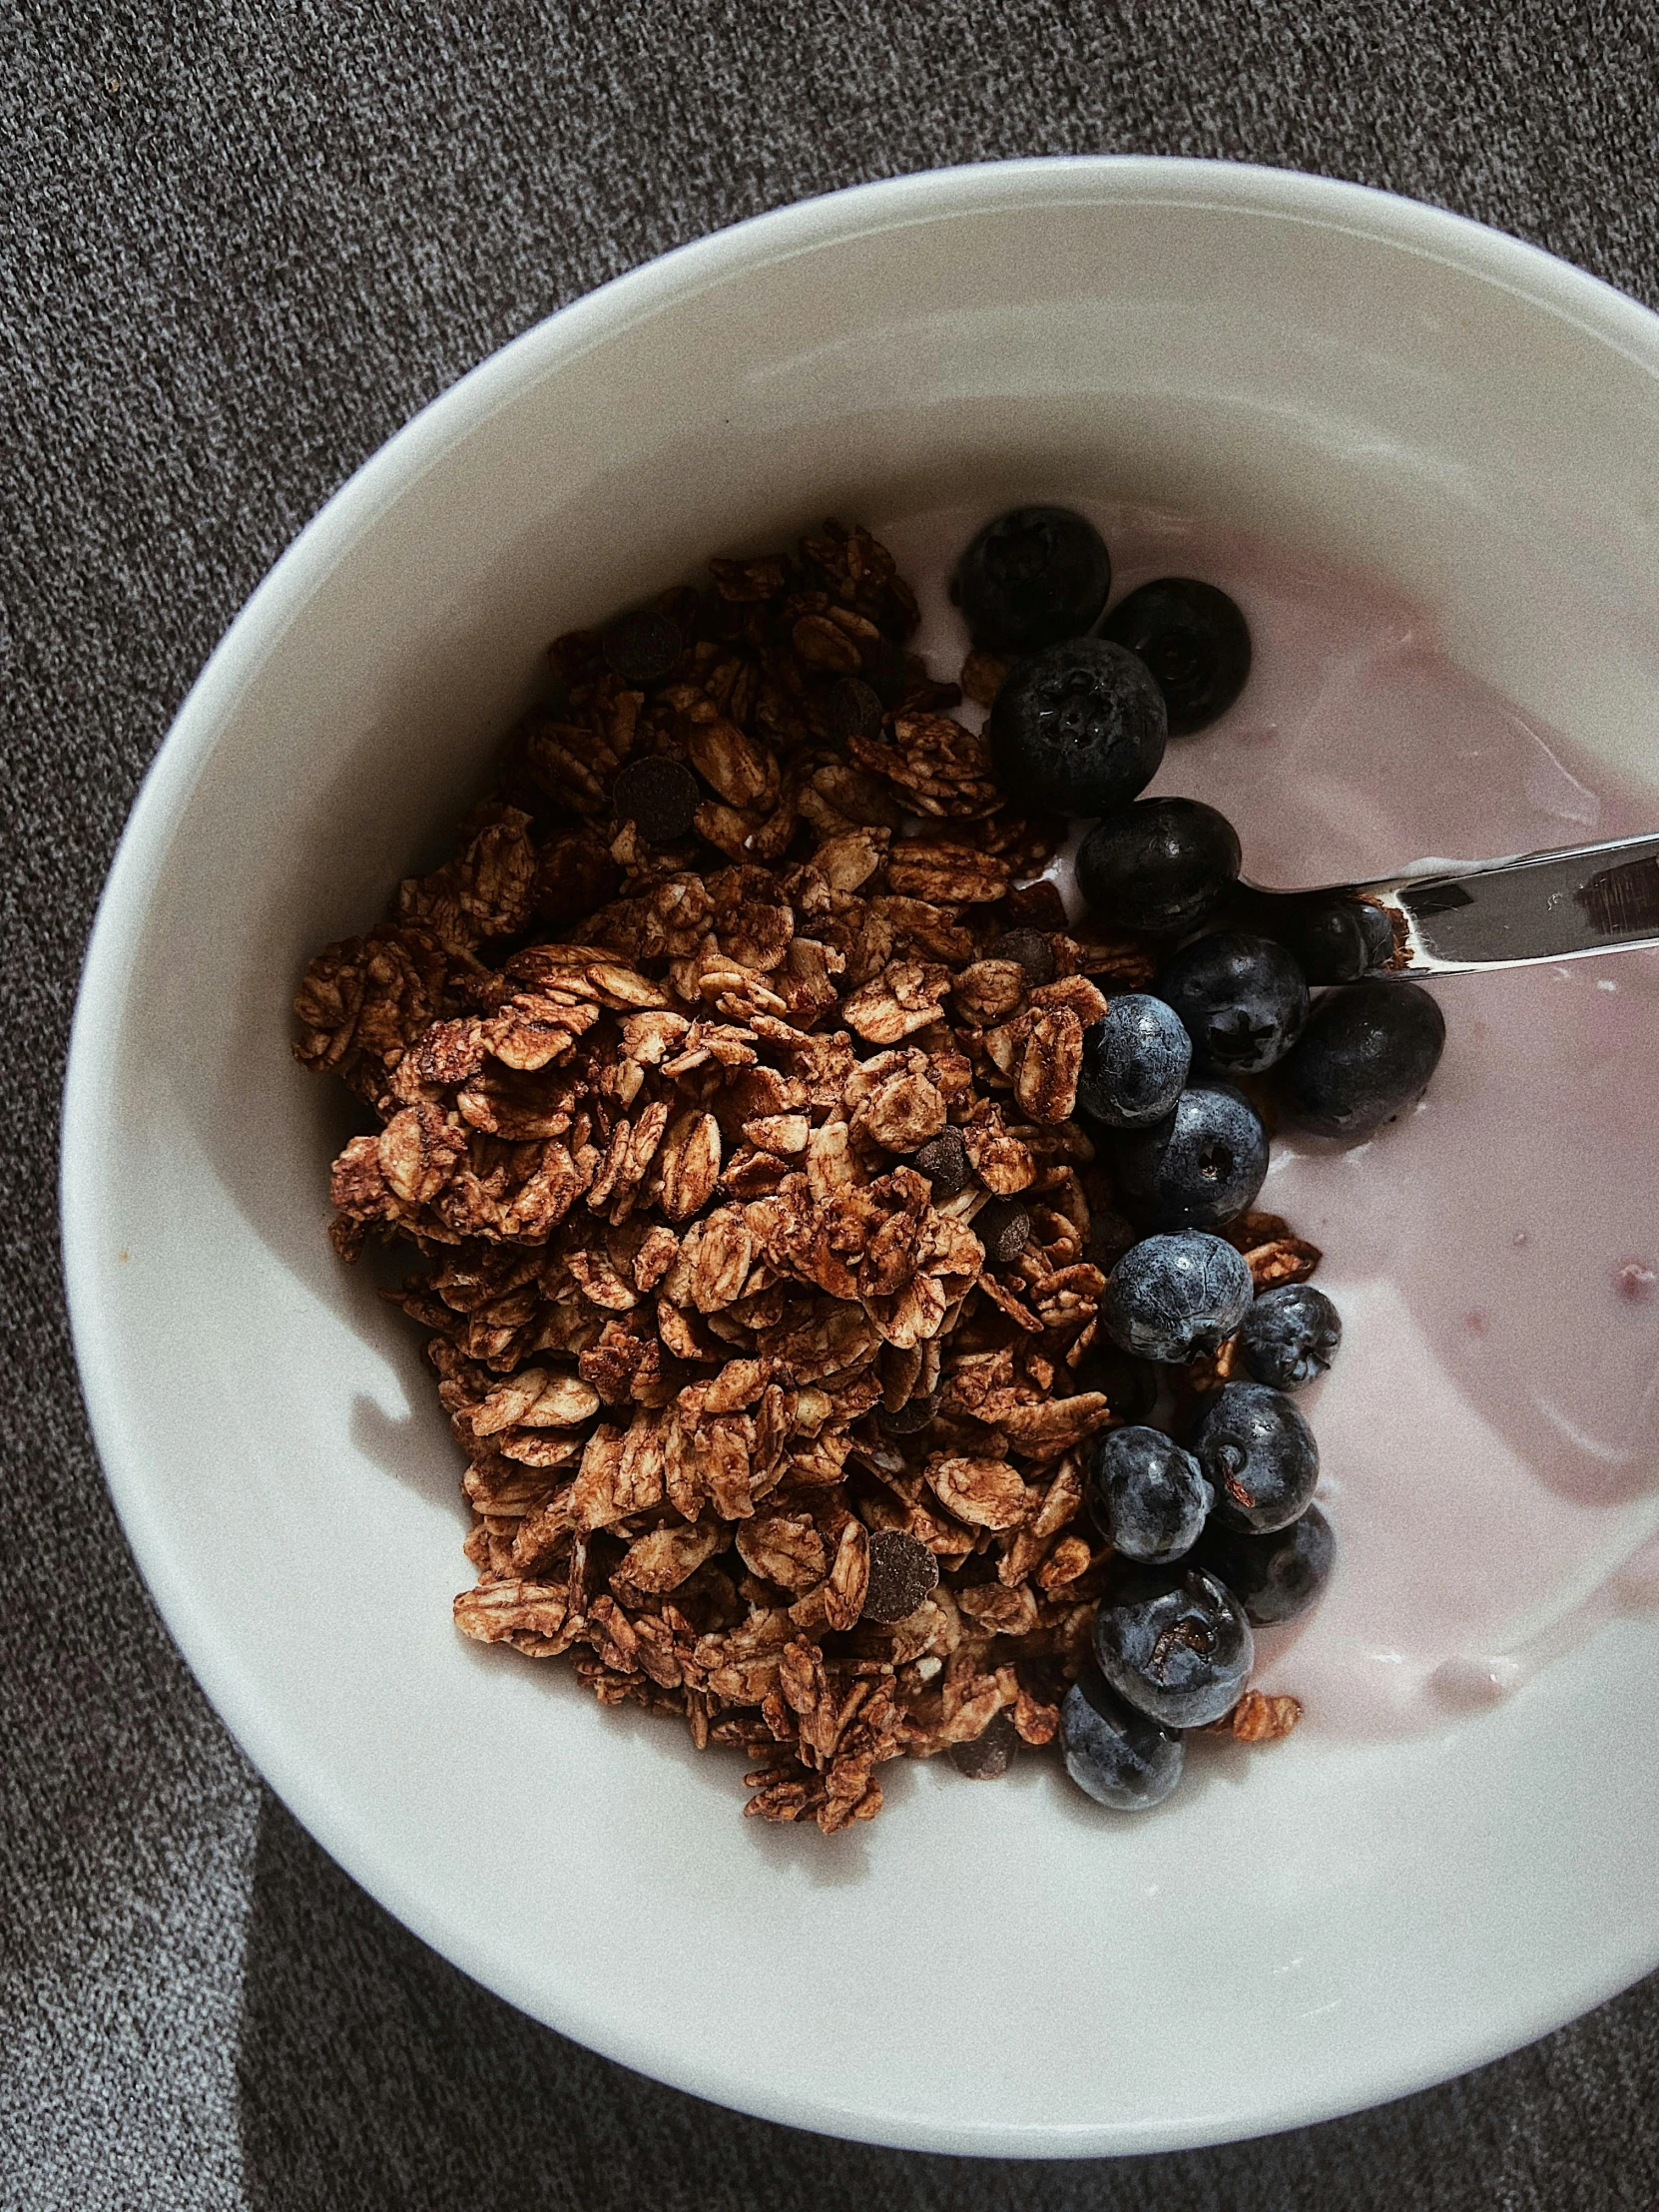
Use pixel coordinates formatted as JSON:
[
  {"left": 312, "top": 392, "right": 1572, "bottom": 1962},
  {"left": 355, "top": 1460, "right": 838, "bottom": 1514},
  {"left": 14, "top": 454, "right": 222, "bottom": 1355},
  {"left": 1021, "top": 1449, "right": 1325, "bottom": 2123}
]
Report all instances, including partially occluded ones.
[{"left": 4, "top": 3, "right": 1658, "bottom": 2204}]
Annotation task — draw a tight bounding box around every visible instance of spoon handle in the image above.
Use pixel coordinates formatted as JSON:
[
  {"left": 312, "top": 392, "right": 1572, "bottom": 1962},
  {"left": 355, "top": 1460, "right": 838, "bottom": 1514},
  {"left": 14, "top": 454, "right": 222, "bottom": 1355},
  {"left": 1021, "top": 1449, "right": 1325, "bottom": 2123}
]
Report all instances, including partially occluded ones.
[{"left": 1240, "top": 832, "right": 1659, "bottom": 978}]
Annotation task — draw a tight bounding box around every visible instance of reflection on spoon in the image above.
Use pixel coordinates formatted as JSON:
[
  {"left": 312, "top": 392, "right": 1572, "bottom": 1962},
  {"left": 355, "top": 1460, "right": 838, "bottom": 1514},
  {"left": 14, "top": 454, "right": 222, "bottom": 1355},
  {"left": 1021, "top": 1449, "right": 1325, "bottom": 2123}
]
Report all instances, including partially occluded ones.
[{"left": 1241, "top": 830, "right": 1659, "bottom": 980}]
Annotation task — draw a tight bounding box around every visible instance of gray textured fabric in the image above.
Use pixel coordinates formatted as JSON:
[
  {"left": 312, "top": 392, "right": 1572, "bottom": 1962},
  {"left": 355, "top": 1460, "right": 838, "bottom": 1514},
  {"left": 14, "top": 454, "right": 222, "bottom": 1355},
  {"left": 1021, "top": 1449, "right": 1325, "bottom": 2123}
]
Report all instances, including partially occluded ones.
[{"left": 4, "top": 2, "right": 1658, "bottom": 2204}]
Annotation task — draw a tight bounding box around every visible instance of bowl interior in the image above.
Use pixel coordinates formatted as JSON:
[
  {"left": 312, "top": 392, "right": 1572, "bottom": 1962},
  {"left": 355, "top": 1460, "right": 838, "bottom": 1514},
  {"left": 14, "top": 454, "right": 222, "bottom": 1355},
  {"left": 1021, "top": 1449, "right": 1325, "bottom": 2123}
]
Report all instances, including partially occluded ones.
[{"left": 64, "top": 161, "right": 1659, "bottom": 2156}]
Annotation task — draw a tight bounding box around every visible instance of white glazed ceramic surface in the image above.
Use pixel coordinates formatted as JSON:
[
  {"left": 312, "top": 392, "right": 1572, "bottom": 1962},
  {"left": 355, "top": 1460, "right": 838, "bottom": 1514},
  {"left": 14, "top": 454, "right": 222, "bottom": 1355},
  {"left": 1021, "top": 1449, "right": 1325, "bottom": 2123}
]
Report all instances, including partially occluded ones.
[{"left": 63, "top": 160, "right": 1659, "bottom": 2157}]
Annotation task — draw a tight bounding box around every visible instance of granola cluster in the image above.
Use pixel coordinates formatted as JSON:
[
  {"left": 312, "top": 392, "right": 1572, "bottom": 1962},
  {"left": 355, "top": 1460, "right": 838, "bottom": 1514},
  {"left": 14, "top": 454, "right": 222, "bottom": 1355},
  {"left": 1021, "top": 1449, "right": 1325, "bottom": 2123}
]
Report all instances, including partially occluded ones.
[{"left": 294, "top": 520, "right": 1311, "bottom": 1832}]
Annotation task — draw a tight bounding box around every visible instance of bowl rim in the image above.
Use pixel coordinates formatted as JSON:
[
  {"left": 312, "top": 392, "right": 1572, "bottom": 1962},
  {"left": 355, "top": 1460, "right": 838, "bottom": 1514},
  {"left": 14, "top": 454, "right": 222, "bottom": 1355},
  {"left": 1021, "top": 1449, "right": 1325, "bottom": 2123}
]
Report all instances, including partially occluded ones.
[{"left": 60, "top": 154, "right": 1659, "bottom": 2157}]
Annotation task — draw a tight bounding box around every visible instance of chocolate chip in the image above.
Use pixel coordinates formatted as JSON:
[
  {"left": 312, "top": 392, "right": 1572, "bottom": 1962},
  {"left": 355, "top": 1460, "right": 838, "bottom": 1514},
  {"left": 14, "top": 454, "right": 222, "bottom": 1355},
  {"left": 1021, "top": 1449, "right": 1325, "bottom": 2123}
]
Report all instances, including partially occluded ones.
[
  {"left": 823, "top": 675, "right": 884, "bottom": 745},
  {"left": 975, "top": 1196, "right": 1032, "bottom": 1266},
  {"left": 998, "top": 878, "right": 1069, "bottom": 935},
  {"left": 860, "top": 1530, "right": 939, "bottom": 1624},
  {"left": 860, "top": 636, "right": 911, "bottom": 707},
  {"left": 611, "top": 756, "right": 701, "bottom": 843},
  {"left": 877, "top": 1391, "right": 938, "bottom": 1437},
  {"left": 602, "top": 609, "right": 684, "bottom": 688},
  {"left": 912, "top": 1126, "right": 970, "bottom": 1199},
  {"left": 948, "top": 1710, "right": 1021, "bottom": 1780},
  {"left": 983, "top": 928, "right": 1056, "bottom": 986}
]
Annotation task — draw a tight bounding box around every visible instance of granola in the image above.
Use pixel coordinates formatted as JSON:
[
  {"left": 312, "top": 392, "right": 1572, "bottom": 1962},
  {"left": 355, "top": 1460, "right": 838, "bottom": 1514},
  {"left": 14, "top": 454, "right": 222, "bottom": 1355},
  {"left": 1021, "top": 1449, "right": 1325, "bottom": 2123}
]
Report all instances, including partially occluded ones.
[{"left": 295, "top": 519, "right": 1308, "bottom": 1832}]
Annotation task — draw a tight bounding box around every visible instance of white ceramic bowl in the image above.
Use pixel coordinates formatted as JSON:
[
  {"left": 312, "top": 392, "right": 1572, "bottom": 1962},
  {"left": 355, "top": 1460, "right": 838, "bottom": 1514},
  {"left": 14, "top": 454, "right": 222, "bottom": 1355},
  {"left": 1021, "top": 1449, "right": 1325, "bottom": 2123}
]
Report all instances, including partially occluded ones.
[{"left": 64, "top": 158, "right": 1659, "bottom": 2157}]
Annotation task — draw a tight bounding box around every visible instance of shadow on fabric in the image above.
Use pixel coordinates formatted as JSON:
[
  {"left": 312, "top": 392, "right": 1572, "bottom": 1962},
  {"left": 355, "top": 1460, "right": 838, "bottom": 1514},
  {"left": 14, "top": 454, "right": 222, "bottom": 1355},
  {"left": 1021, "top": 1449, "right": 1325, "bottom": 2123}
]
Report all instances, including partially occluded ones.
[{"left": 234, "top": 1789, "right": 1659, "bottom": 2212}]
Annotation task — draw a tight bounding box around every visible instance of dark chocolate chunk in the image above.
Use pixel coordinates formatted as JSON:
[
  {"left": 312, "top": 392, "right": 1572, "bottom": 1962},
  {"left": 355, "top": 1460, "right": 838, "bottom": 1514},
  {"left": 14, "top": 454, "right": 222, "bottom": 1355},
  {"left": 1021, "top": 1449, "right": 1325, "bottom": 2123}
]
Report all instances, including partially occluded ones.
[
  {"left": 823, "top": 675, "right": 885, "bottom": 745},
  {"left": 948, "top": 1710, "right": 1021, "bottom": 1780},
  {"left": 877, "top": 1392, "right": 939, "bottom": 1437},
  {"left": 860, "top": 636, "right": 910, "bottom": 706},
  {"left": 975, "top": 1196, "right": 1033, "bottom": 1266},
  {"left": 912, "top": 1125, "right": 970, "bottom": 1199},
  {"left": 611, "top": 756, "right": 702, "bottom": 844},
  {"left": 984, "top": 927, "right": 1056, "bottom": 986},
  {"left": 602, "top": 609, "right": 684, "bottom": 687},
  {"left": 860, "top": 1530, "right": 940, "bottom": 1624},
  {"left": 997, "top": 878, "right": 1070, "bottom": 936}
]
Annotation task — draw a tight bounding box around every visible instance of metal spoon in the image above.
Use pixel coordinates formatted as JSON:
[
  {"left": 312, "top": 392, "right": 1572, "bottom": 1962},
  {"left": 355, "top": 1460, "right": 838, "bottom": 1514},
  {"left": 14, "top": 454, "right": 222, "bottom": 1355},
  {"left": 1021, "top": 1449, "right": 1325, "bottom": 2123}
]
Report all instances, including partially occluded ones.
[{"left": 1232, "top": 831, "right": 1659, "bottom": 980}]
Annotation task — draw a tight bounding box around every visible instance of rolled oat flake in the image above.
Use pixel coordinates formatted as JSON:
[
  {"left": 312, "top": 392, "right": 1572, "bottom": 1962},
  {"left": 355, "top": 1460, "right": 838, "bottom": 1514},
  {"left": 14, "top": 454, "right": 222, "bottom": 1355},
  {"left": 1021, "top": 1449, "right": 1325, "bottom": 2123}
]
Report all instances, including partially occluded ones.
[
  {"left": 860, "top": 1530, "right": 940, "bottom": 1624},
  {"left": 603, "top": 608, "right": 684, "bottom": 687},
  {"left": 611, "top": 756, "right": 702, "bottom": 844},
  {"left": 948, "top": 1709, "right": 1021, "bottom": 1780}
]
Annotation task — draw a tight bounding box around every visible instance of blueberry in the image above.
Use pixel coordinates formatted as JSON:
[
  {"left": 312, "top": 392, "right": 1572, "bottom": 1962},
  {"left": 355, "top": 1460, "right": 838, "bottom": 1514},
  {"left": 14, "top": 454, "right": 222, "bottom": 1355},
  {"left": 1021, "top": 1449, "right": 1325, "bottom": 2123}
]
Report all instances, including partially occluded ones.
[
  {"left": 1101, "top": 1231, "right": 1254, "bottom": 1366},
  {"left": 1190, "top": 1382, "right": 1319, "bottom": 1534},
  {"left": 1114, "top": 1080, "right": 1269, "bottom": 1232},
  {"left": 1077, "top": 799, "right": 1242, "bottom": 936},
  {"left": 1101, "top": 577, "right": 1252, "bottom": 736},
  {"left": 953, "top": 505, "right": 1113, "bottom": 656},
  {"left": 1091, "top": 1562, "right": 1254, "bottom": 1729},
  {"left": 1237, "top": 1283, "right": 1342, "bottom": 1391},
  {"left": 1061, "top": 1667, "right": 1186, "bottom": 1811},
  {"left": 1086, "top": 1425, "right": 1214, "bottom": 1563},
  {"left": 1287, "top": 894, "right": 1397, "bottom": 984},
  {"left": 1194, "top": 1504, "right": 1335, "bottom": 1625},
  {"left": 988, "top": 639, "right": 1167, "bottom": 817},
  {"left": 1076, "top": 995, "right": 1192, "bottom": 1130},
  {"left": 1225, "top": 887, "right": 1397, "bottom": 985},
  {"left": 1157, "top": 932, "right": 1310, "bottom": 1075},
  {"left": 1279, "top": 980, "right": 1446, "bottom": 1140}
]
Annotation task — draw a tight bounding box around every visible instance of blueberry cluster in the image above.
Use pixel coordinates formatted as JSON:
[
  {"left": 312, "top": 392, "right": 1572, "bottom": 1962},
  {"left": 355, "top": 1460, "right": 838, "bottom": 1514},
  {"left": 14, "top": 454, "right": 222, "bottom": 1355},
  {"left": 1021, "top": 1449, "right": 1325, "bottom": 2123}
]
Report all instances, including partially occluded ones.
[
  {"left": 954, "top": 505, "right": 1451, "bottom": 1815},
  {"left": 1063, "top": 1259, "right": 1339, "bottom": 1813}
]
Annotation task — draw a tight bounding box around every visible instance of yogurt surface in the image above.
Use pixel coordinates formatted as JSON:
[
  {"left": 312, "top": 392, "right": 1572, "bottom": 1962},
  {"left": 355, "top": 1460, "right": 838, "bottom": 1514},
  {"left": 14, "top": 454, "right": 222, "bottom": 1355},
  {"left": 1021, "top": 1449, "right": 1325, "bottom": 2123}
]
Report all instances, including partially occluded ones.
[{"left": 878, "top": 501, "right": 1659, "bottom": 1739}]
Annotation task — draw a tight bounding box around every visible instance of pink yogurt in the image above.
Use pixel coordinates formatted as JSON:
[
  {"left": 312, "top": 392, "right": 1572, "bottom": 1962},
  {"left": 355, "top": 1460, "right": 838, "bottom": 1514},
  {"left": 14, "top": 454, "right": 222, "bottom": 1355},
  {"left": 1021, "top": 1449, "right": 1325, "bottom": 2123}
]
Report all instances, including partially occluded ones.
[{"left": 877, "top": 502, "right": 1659, "bottom": 1739}]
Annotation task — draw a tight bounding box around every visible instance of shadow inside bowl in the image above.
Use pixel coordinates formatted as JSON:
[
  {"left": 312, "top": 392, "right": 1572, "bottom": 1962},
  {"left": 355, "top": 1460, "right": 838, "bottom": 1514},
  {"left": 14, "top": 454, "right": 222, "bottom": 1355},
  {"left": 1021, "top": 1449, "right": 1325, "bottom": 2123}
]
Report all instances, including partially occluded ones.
[{"left": 349, "top": 1385, "right": 470, "bottom": 1513}]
